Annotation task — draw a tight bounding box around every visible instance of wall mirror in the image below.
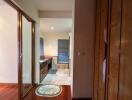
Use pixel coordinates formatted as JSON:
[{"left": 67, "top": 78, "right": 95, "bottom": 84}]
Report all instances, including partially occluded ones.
[{"left": 21, "top": 14, "right": 35, "bottom": 97}]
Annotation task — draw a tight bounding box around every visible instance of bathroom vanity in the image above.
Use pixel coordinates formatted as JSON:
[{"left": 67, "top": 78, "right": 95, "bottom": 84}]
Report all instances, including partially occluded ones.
[{"left": 40, "top": 57, "right": 52, "bottom": 83}]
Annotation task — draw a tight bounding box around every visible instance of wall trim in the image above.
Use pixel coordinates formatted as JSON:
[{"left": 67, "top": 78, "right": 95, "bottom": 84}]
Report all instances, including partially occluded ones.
[
  {"left": 0, "top": 83, "right": 18, "bottom": 87},
  {"left": 39, "top": 11, "right": 72, "bottom": 18},
  {"left": 72, "top": 98, "right": 92, "bottom": 100}
]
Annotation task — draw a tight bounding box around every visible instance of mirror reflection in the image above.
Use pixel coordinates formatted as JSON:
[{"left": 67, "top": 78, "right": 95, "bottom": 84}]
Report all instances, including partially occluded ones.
[{"left": 22, "top": 15, "right": 32, "bottom": 96}]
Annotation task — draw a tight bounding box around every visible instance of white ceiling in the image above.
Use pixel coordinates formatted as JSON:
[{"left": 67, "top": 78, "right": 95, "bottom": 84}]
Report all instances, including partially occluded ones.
[
  {"left": 40, "top": 18, "right": 72, "bottom": 33},
  {"left": 35, "top": 0, "right": 73, "bottom": 11}
]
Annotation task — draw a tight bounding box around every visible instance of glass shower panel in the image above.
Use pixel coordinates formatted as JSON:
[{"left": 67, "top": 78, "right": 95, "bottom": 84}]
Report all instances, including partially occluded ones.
[{"left": 22, "top": 15, "right": 32, "bottom": 96}]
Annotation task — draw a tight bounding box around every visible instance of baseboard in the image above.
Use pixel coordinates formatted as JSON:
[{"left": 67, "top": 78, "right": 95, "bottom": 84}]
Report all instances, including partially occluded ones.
[
  {"left": 0, "top": 83, "right": 18, "bottom": 87},
  {"left": 72, "top": 98, "right": 92, "bottom": 100}
]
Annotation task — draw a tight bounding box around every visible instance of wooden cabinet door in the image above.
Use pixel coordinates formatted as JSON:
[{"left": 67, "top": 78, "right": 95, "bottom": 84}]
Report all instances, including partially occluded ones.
[
  {"left": 118, "top": 0, "right": 132, "bottom": 100},
  {"left": 94, "top": 0, "right": 108, "bottom": 100},
  {"left": 107, "top": 0, "right": 122, "bottom": 100},
  {"left": 94, "top": 0, "right": 132, "bottom": 100},
  {"left": 107, "top": 0, "right": 132, "bottom": 100}
]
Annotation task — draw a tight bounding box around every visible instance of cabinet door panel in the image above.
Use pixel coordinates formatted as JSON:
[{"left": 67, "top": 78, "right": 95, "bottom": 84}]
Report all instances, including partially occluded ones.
[
  {"left": 119, "top": 0, "right": 132, "bottom": 100},
  {"left": 107, "top": 0, "right": 122, "bottom": 100},
  {"left": 94, "top": 0, "right": 109, "bottom": 99}
]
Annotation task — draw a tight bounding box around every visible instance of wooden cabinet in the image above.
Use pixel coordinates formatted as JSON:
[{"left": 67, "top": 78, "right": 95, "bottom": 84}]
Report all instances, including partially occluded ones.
[
  {"left": 40, "top": 63, "right": 48, "bottom": 82},
  {"left": 107, "top": 0, "right": 132, "bottom": 100},
  {"left": 93, "top": 0, "right": 109, "bottom": 100},
  {"left": 117, "top": 0, "right": 132, "bottom": 100},
  {"left": 107, "top": 0, "right": 122, "bottom": 100},
  {"left": 94, "top": 0, "right": 132, "bottom": 100},
  {"left": 40, "top": 58, "right": 52, "bottom": 83}
]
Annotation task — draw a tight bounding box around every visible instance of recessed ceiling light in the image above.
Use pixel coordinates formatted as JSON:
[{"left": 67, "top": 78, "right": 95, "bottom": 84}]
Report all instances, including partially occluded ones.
[{"left": 50, "top": 26, "right": 54, "bottom": 30}]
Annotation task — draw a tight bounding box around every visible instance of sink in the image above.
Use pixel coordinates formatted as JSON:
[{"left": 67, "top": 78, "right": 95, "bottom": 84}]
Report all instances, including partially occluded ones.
[
  {"left": 40, "top": 59, "right": 48, "bottom": 63},
  {"left": 35, "top": 84, "right": 62, "bottom": 97}
]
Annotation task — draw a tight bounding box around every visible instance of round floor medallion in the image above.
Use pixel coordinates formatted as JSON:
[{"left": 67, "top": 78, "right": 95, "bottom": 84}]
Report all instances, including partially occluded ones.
[{"left": 35, "top": 84, "right": 62, "bottom": 97}]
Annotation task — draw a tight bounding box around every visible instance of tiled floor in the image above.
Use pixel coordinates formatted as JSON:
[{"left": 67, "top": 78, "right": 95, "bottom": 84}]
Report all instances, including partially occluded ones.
[{"left": 41, "top": 68, "right": 72, "bottom": 85}]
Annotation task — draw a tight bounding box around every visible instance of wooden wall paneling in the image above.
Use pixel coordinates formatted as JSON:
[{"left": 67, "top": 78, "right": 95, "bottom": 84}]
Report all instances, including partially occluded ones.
[
  {"left": 94, "top": 0, "right": 108, "bottom": 100},
  {"left": 119, "top": 0, "right": 132, "bottom": 100},
  {"left": 95, "top": 0, "right": 132, "bottom": 100},
  {"left": 107, "top": 0, "right": 122, "bottom": 100},
  {"left": 93, "top": 0, "right": 101, "bottom": 99},
  {"left": 73, "top": 0, "right": 95, "bottom": 98},
  {"left": 105, "top": 0, "right": 111, "bottom": 99},
  {"left": 98, "top": 0, "right": 109, "bottom": 100},
  {"left": 97, "top": 0, "right": 105, "bottom": 99}
]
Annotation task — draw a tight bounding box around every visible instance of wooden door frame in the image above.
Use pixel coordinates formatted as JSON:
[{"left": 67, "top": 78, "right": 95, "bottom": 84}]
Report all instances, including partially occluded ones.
[{"left": 4, "top": 0, "right": 36, "bottom": 100}]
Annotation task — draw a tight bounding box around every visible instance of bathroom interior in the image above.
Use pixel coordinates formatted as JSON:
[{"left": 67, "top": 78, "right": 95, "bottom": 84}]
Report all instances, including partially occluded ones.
[{"left": 39, "top": 18, "right": 73, "bottom": 85}]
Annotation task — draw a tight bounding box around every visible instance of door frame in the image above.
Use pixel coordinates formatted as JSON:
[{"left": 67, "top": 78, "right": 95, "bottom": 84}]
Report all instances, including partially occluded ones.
[{"left": 4, "top": 0, "right": 35, "bottom": 100}]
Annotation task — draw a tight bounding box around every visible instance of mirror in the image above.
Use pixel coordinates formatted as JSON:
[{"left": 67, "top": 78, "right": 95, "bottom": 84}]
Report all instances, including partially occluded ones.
[{"left": 22, "top": 15, "right": 33, "bottom": 96}]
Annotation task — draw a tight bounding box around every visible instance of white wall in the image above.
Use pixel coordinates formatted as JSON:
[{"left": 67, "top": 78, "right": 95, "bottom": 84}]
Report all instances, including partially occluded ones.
[
  {"left": 0, "top": 0, "right": 18, "bottom": 83},
  {"left": 41, "top": 33, "right": 69, "bottom": 70},
  {"left": 13, "top": 0, "right": 40, "bottom": 83},
  {"left": 42, "top": 33, "right": 69, "bottom": 56},
  {"left": 70, "top": 0, "right": 75, "bottom": 94}
]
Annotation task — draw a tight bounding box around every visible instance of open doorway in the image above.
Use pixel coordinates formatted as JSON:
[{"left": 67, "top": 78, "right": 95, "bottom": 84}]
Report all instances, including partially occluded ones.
[{"left": 39, "top": 18, "right": 73, "bottom": 85}]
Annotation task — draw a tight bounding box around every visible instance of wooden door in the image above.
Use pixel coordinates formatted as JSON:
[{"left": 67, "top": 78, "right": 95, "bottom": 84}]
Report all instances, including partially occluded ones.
[
  {"left": 93, "top": 0, "right": 109, "bottom": 100},
  {"left": 107, "top": 0, "right": 122, "bottom": 100},
  {"left": 94, "top": 0, "right": 132, "bottom": 100},
  {"left": 107, "top": 0, "right": 132, "bottom": 100},
  {"left": 118, "top": 0, "right": 132, "bottom": 99}
]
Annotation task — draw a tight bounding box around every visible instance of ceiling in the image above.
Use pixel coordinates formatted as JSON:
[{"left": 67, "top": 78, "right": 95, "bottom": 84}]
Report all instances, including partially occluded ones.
[
  {"left": 35, "top": 0, "right": 73, "bottom": 11},
  {"left": 40, "top": 18, "right": 72, "bottom": 33}
]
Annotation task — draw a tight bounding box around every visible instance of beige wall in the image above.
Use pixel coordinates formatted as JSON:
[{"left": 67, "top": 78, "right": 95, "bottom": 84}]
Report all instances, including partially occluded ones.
[
  {"left": 41, "top": 33, "right": 69, "bottom": 56},
  {"left": 39, "top": 11, "right": 72, "bottom": 18},
  {"left": 13, "top": 0, "right": 40, "bottom": 83},
  {"left": 41, "top": 33, "right": 69, "bottom": 69},
  {"left": 0, "top": 1, "right": 18, "bottom": 83},
  {"left": 73, "top": 0, "right": 95, "bottom": 98}
]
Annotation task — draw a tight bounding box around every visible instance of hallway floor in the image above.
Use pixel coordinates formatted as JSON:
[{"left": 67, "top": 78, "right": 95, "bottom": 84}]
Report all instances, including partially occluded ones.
[
  {"left": 24, "top": 85, "right": 71, "bottom": 100},
  {"left": 0, "top": 84, "right": 18, "bottom": 100},
  {"left": 41, "top": 68, "right": 72, "bottom": 85}
]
